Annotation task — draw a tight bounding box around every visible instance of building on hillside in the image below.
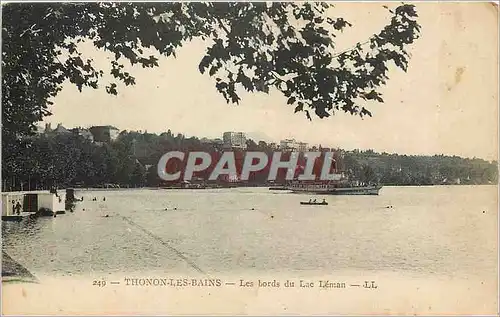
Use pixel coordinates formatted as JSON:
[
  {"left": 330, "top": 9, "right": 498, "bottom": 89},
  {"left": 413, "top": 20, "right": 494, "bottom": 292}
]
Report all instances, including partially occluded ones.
[
  {"left": 268, "top": 143, "right": 278, "bottom": 150},
  {"left": 32, "top": 123, "right": 55, "bottom": 138},
  {"left": 279, "top": 139, "right": 307, "bottom": 152},
  {"left": 35, "top": 123, "right": 51, "bottom": 135},
  {"left": 71, "top": 127, "right": 94, "bottom": 142},
  {"left": 32, "top": 123, "right": 70, "bottom": 138},
  {"left": 89, "top": 125, "right": 120, "bottom": 143},
  {"left": 54, "top": 123, "right": 69, "bottom": 134},
  {"left": 297, "top": 142, "right": 308, "bottom": 152},
  {"left": 52, "top": 123, "right": 71, "bottom": 134},
  {"left": 223, "top": 132, "right": 247, "bottom": 150},
  {"left": 280, "top": 138, "right": 297, "bottom": 151}
]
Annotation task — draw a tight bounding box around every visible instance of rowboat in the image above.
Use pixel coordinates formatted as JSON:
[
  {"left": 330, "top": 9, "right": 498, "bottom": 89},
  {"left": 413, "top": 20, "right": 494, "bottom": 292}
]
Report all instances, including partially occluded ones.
[{"left": 300, "top": 201, "right": 328, "bottom": 206}]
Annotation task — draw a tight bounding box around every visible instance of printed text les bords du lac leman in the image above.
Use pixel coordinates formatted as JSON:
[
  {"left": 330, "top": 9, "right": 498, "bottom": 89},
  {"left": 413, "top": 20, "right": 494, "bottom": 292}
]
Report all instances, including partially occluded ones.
[{"left": 92, "top": 278, "right": 377, "bottom": 289}]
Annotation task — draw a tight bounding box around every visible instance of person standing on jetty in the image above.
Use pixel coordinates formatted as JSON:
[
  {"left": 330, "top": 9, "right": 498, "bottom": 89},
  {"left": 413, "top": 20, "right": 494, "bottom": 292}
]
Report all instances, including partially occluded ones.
[
  {"left": 49, "top": 186, "right": 59, "bottom": 197},
  {"left": 14, "top": 201, "right": 22, "bottom": 215}
]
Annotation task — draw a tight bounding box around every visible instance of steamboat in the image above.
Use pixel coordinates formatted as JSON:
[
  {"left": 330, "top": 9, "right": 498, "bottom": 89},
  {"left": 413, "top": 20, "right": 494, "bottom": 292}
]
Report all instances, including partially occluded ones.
[
  {"left": 286, "top": 172, "right": 382, "bottom": 196},
  {"left": 288, "top": 182, "right": 382, "bottom": 195}
]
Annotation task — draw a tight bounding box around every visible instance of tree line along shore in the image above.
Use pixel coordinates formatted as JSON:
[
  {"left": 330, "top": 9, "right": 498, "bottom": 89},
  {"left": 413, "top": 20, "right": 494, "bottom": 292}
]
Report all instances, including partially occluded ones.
[{"left": 2, "top": 129, "right": 497, "bottom": 192}]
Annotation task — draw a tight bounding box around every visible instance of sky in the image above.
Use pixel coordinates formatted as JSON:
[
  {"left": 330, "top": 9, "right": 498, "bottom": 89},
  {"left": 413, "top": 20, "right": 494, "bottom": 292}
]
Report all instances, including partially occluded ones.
[{"left": 44, "top": 2, "right": 499, "bottom": 161}]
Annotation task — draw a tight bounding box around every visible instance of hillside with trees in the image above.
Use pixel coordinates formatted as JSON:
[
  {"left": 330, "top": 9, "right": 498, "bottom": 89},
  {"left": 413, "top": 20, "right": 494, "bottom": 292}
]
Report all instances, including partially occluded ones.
[
  {"left": 2, "top": 2, "right": 420, "bottom": 183},
  {"left": 342, "top": 149, "right": 498, "bottom": 186},
  {"left": 2, "top": 129, "right": 496, "bottom": 191}
]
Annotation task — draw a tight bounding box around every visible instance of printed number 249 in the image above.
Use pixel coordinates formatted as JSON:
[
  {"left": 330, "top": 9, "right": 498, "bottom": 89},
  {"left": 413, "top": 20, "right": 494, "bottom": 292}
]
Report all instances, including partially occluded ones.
[{"left": 93, "top": 279, "right": 106, "bottom": 287}]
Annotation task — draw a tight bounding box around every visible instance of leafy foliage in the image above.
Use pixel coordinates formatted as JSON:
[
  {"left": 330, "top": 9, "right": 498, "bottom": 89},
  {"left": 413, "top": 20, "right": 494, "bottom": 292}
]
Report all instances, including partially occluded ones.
[
  {"left": 3, "top": 129, "right": 497, "bottom": 191},
  {"left": 2, "top": 3, "right": 420, "bottom": 138},
  {"left": 2, "top": 2, "right": 421, "bottom": 179}
]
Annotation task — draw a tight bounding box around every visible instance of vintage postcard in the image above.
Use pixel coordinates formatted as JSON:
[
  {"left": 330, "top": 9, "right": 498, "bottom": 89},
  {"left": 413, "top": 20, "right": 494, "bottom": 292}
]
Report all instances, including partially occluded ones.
[{"left": 1, "top": 1, "right": 498, "bottom": 315}]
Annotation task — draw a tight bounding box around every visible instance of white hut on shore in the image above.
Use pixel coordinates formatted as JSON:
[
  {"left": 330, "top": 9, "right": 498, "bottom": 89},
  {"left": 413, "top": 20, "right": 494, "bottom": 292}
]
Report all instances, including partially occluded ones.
[{"left": 2, "top": 191, "right": 66, "bottom": 220}]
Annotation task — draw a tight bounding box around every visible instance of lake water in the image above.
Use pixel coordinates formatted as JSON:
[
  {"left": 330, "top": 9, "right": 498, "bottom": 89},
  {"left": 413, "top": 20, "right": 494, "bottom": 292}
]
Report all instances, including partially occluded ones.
[{"left": 2, "top": 185, "right": 497, "bottom": 280}]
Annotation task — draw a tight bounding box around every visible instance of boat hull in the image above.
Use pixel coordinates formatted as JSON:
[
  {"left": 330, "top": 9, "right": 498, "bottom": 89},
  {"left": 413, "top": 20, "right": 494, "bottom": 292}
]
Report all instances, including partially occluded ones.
[
  {"left": 300, "top": 202, "right": 328, "bottom": 205},
  {"left": 290, "top": 185, "right": 382, "bottom": 196},
  {"left": 269, "top": 186, "right": 289, "bottom": 191}
]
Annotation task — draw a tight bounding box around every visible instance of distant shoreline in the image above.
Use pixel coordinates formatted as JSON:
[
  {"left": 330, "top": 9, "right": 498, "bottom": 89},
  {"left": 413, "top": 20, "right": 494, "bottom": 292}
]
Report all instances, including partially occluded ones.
[{"left": 1, "top": 183, "right": 497, "bottom": 194}]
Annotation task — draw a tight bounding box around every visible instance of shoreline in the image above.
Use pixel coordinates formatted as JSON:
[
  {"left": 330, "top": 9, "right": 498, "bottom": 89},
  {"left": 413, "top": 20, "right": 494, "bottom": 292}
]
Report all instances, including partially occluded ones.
[{"left": 1, "top": 183, "right": 497, "bottom": 194}]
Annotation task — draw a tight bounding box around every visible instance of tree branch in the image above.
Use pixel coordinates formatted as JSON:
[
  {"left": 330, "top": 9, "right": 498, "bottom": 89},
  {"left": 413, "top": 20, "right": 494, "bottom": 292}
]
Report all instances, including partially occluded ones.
[{"left": 332, "top": 37, "right": 373, "bottom": 59}]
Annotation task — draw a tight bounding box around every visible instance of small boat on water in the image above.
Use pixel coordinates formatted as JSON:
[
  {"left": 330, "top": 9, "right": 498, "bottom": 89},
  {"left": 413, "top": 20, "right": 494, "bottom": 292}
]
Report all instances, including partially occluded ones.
[
  {"left": 301, "top": 198, "right": 329, "bottom": 205},
  {"left": 268, "top": 186, "right": 288, "bottom": 191},
  {"left": 300, "top": 201, "right": 328, "bottom": 206}
]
